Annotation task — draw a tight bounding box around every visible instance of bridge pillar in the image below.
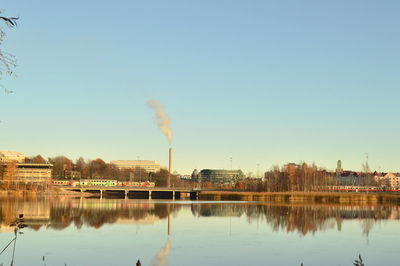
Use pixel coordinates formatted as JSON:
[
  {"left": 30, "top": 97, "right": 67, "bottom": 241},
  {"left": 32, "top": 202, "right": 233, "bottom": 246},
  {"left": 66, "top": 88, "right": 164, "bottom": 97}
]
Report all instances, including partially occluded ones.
[
  {"left": 149, "top": 190, "right": 152, "bottom": 200},
  {"left": 172, "top": 191, "right": 175, "bottom": 200},
  {"left": 100, "top": 190, "right": 103, "bottom": 199},
  {"left": 190, "top": 191, "right": 199, "bottom": 200},
  {"left": 125, "top": 190, "right": 128, "bottom": 199}
]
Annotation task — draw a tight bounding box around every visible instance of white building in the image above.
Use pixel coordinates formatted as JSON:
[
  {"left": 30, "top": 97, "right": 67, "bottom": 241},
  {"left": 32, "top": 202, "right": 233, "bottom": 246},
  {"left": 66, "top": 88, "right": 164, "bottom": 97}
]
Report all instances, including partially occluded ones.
[
  {"left": 110, "top": 160, "right": 161, "bottom": 173},
  {"left": 0, "top": 150, "right": 25, "bottom": 163}
]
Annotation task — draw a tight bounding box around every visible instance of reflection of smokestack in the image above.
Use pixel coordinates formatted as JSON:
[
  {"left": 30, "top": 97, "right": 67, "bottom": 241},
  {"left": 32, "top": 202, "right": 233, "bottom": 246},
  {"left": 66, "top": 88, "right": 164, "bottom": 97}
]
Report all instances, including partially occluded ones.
[
  {"left": 168, "top": 148, "right": 172, "bottom": 187},
  {"left": 168, "top": 214, "right": 171, "bottom": 235},
  {"left": 152, "top": 240, "right": 171, "bottom": 266},
  {"left": 167, "top": 204, "right": 171, "bottom": 235}
]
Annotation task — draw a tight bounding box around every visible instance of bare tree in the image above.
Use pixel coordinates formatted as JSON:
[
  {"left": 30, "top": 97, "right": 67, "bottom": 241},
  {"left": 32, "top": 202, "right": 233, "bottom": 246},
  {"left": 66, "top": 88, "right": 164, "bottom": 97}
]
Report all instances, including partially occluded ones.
[
  {"left": 5, "top": 160, "right": 17, "bottom": 189},
  {"left": 0, "top": 12, "right": 18, "bottom": 82},
  {"left": 49, "top": 156, "right": 73, "bottom": 178},
  {"left": 32, "top": 155, "right": 46, "bottom": 164},
  {"left": 361, "top": 161, "right": 371, "bottom": 175}
]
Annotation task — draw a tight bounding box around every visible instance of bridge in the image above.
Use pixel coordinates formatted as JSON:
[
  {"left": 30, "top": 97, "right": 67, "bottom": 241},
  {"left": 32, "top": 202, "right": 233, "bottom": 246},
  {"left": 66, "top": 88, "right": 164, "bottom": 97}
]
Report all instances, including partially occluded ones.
[{"left": 60, "top": 186, "right": 200, "bottom": 200}]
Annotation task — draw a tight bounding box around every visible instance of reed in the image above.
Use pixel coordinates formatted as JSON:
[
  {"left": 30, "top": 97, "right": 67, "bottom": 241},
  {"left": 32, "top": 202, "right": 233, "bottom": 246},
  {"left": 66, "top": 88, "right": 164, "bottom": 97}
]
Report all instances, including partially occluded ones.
[
  {"left": 300, "top": 254, "right": 365, "bottom": 266},
  {"left": 353, "top": 254, "right": 365, "bottom": 266}
]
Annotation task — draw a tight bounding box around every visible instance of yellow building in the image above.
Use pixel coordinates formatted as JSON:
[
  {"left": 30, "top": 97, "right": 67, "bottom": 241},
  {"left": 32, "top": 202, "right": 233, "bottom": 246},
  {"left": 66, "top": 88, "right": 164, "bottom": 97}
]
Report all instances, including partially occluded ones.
[
  {"left": 0, "top": 150, "right": 25, "bottom": 163},
  {"left": 375, "top": 173, "right": 400, "bottom": 189}
]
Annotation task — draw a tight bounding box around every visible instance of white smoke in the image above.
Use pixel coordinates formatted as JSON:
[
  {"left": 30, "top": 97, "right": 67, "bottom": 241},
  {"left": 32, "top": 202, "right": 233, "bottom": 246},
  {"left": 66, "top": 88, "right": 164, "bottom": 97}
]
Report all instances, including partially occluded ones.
[
  {"left": 152, "top": 240, "right": 171, "bottom": 266},
  {"left": 147, "top": 99, "right": 173, "bottom": 145}
]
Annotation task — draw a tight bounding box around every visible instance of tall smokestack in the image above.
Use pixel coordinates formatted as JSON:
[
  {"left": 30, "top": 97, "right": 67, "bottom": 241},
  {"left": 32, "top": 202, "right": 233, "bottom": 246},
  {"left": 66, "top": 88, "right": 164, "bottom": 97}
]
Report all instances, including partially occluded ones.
[
  {"left": 168, "top": 148, "right": 172, "bottom": 187},
  {"left": 168, "top": 214, "right": 171, "bottom": 235}
]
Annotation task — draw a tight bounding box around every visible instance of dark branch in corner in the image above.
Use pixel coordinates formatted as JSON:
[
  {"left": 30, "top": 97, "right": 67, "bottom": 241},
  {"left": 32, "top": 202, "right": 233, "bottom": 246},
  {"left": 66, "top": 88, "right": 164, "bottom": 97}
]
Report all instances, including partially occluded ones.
[{"left": 0, "top": 16, "right": 19, "bottom": 28}]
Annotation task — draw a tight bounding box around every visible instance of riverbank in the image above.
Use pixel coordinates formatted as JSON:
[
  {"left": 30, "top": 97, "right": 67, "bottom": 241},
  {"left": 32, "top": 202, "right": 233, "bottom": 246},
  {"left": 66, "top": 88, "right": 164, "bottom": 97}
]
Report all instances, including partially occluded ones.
[
  {"left": 0, "top": 188, "right": 91, "bottom": 197},
  {"left": 3, "top": 189, "right": 400, "bottom": 204},
  {"left": 199, "top": 191, "right": 400, "bottom": 204}
]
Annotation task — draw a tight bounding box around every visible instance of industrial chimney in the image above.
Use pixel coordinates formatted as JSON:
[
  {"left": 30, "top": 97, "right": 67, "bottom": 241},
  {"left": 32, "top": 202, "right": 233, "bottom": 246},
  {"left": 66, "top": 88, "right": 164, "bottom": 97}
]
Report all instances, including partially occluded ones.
[{"left": 168, "top": 147, "right": 172, "bottom": 187}]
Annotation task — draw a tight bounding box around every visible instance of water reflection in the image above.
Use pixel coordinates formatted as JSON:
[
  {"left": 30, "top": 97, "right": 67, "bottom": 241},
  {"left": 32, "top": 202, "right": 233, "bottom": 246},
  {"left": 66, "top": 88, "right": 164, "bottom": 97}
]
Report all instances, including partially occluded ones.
[
  {"left": 191, "top": 203, "right": 399, "bottom": 236},
  {"left": 1, "top": 196, "right": 399, "bottom": 236},
  {"left": 152, "top": 240, "right": 171, "bottom": 266},
  {"left": 0, "top": 197, "right": 183, "bottom": 233}
]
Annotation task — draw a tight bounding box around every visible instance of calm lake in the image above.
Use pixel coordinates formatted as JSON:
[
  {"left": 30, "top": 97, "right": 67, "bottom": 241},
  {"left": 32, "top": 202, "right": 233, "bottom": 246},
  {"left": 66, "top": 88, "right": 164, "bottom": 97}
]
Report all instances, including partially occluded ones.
[{"left": 0, "top": 196, "right": 399, "bottom": 266}]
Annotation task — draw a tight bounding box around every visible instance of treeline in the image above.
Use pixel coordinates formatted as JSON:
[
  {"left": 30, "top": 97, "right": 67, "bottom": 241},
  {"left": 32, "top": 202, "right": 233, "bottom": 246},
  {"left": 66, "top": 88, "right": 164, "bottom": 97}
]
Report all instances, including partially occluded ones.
[
  {"left": 263, "top": 163, "right": 337, "bottom": 192},
  {"left": 0, "top": 161, "right": 18, "bottom": 190},
  {"left": 231, "top": 163, "right": 338, "bottom": 192},
  {"left": 41, "top": 155, "right": 182, "bottom": 187}
]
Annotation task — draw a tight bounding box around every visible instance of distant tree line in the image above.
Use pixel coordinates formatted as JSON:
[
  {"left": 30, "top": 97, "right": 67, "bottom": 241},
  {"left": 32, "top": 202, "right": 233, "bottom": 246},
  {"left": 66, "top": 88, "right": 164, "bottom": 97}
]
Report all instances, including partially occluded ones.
[
  {"left": 0, "top": 160, "right": 17, "bottom": 189},
  {"left": 262, "top": 163, "right": 337, "bottom": 192},
  {"left": 1, "top": 153, "right": 193, "bottom": 189},
  {"left": 1, "top": 155, "right": 375, "bottom": 191},
  {"left": 38, "top": 155, "right": 184, "bottom": 187},
  {"left": 224, "top": 163, "right": 337, "bottom": 192}
]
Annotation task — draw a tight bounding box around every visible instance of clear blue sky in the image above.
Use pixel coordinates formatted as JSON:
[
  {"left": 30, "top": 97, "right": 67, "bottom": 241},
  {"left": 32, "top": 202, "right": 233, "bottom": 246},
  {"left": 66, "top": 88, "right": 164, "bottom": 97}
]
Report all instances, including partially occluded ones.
[{"left": 1, "top": 0, "right": 399, "bottom": 174}]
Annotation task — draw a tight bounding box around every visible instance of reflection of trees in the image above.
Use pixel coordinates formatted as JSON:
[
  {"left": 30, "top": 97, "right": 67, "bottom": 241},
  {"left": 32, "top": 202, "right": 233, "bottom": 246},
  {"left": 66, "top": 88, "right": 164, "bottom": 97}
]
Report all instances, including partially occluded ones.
[
  {"left": 0, "top": 196, "right": 50, "bottom": 229},
  {"left": 191, "top": 204, "right": 244, "bottom": 217},
  {"left": 192, "top": 203, "right": 400, "bottom": 236},
  {"left": 261, "top": 205, "right": 340, "bottom": 235},
  {"left": 1, "top": 197, "right": 400, "bottom": 236},
  {"left": 0, "top": 197, "right": 182, "bottom": 231},
  {"left": 361, "top": 219, "right": 375, "bottom": 237},
  {"left": 48, "top": 201, "right": 182, "bottom": 230}
]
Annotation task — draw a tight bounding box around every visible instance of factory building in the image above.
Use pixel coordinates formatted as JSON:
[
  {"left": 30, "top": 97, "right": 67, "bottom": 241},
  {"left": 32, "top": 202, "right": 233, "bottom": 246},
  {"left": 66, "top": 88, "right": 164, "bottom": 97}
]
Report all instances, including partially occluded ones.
[
  {"left": 110, "top": 160, "right": 161, "bottom": 173},
  {"left": 199, "top": 169, "right": 245, "bottom": 184}
]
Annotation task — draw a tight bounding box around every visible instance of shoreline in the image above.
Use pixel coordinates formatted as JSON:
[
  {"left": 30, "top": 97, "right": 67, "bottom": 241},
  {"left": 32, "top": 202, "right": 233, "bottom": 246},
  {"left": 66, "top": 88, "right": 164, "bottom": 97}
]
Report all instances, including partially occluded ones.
[
  {"left": 199, "top": 191, "right": 400, "bottom": 204},
  {"left": 2, "top": 189, "right": 400, "bottom": 204},
  {"left": 0, "top": 189, "right": 92, "bottom": 197}
]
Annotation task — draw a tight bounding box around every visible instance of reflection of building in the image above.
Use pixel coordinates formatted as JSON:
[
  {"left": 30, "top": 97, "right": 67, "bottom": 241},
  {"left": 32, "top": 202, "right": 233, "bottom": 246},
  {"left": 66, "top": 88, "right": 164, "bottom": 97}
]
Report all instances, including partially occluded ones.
[
  {"left": 2, "top": 197, "right": 400, "bottom": 236},
  {"left": 199, "top": 169, "right": 245, "bottom": 184},
  {"left": 0, "top": 150, "right": 25, "bottom": 163},
  {"left": 0, "top": 197, "right": 180, "bottom": 232},
  {"left": 0, "top": 199, "right": 51, "bottom": 232},
  {"left": 0, "top": 224, "right": 14, "bottom": 232},
  {"left": 110, "top": 160, "right": 161, "bottom": 173}
]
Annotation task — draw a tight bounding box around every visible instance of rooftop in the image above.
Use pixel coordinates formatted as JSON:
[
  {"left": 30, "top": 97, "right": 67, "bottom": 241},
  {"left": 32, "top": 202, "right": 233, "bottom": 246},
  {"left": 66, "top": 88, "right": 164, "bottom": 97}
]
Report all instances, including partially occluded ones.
[{"left": 0, "top": 150, "right": 24, "bottom": 156}]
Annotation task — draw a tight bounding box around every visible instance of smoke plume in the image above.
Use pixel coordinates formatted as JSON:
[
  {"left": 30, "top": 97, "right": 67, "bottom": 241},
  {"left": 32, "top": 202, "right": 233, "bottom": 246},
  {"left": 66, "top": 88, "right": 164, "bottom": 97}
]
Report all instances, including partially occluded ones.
[
  {"left": 152, "top": 240, "right": 171, "bottom": 266},
  {"left": 147, "top": 99, "right": 173, "bottom": 145}
]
